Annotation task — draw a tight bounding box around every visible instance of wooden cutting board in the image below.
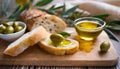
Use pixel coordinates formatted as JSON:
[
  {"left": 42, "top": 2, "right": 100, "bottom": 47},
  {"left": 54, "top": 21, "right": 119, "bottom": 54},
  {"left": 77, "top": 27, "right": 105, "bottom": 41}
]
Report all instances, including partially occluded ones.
[{"left": 0, "top": 28, "right": 118, "bottom": 66}]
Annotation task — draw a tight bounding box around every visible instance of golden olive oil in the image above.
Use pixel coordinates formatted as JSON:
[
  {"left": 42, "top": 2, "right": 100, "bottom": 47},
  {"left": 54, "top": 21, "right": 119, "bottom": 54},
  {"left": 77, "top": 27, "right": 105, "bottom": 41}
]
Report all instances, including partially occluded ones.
[
  {"left": 49, "top": 39, "right": 71, "bottom": 47},
  {"left": 59, "top": 40, "right": 71, "bottom": 46},
  {"left": 75, "top": 35, "right": 94, "bottom": 52},
  {"left": 75, "top": 21, "right": 102, "bottom": 41}
]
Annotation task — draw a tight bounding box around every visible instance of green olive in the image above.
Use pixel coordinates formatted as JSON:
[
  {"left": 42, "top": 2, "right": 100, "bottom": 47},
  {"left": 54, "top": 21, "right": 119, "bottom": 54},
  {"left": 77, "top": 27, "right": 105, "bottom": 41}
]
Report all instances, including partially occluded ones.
[
  {"left": 0, "top": 25, "right": 6, "bottom": 33},
  {"left": 100, "top": 41, "right": 110, "bottom": 52},
  {"left": 14, "top": 25, "right": 23, "bottom": 32},
  {"left": 4, "top": 26, "right": 14, "bottom": 34},
  {"left": 50, "top": 34, "right": 64, "bottom": 46},
  {"left": 13, "top": 22, "right": 19, "bottom": 27},
  {"left": 3, "top": 22, "right": 11, "bottom": 26}
]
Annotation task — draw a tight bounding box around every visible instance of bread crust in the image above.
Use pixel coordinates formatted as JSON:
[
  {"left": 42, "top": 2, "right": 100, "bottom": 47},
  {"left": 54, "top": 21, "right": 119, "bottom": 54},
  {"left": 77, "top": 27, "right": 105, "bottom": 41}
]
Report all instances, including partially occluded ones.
[
  {"left": 4, "top": 26, "right": 50, "bottom": 56},
  {"left": 38, "top": 38, "right": 79, "bottom": 55},
  {"left": 19, "top": 9, "right": 47, "bottom": 21},
  {"left": 19, "top": 9, "right": 66, "bottom": 33}
]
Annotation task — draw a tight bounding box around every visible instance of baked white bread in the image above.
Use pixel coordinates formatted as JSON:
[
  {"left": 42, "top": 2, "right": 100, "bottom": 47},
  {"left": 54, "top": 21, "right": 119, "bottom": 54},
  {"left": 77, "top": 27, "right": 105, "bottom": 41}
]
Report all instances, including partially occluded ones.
[
  {"left": 19, "top": 9, "right": 66, "bottom": 33},
  {"left": 4, "top": 26, "right": 50, "bottom": 56},
  {"left": 38, "top": 38, "right": 79, "bottom": 55}
]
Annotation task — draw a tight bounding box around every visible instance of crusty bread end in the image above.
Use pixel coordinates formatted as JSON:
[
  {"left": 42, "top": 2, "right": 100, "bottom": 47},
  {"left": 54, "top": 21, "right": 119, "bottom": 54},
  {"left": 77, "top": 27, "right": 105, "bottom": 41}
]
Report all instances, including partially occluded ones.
[
  {"left": 4, "top": 26, "right": 50, "bottom": 56},
  {"left": 19, "top": 9, "right": 66, "bottom": 33}
]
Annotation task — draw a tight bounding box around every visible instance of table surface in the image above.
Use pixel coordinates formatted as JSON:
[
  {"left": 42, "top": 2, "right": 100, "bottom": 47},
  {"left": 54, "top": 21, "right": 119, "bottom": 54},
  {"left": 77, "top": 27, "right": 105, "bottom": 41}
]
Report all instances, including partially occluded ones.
[{"left": 0, "top": 0, "right": 120, "bottom": 69}]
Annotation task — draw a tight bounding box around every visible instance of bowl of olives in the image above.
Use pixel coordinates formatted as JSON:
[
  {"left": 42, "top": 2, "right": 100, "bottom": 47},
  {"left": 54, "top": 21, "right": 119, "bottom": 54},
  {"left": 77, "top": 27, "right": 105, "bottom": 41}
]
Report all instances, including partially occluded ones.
[{"left": 0, "top": 21, "right": 26, "bottom": 42}]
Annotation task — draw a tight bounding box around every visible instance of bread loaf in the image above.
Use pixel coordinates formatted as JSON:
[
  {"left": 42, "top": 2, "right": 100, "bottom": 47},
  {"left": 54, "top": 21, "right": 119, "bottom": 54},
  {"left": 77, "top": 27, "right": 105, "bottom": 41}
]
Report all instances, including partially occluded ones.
[
  {"left": 4, "top": 26, "right": 50, "bottom": 56},
  {"left": 19, "top": 9, "right": 66, "bottom": 33},
  {"left": 38, "top": 38, "right": 79, "bottom": 55}
]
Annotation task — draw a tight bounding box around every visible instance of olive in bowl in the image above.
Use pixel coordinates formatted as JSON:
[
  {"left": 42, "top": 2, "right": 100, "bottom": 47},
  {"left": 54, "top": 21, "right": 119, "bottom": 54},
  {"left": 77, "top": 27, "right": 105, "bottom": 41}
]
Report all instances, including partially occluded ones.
[{"left": 0, "top": 21, "right": 26, "bottom": 42}]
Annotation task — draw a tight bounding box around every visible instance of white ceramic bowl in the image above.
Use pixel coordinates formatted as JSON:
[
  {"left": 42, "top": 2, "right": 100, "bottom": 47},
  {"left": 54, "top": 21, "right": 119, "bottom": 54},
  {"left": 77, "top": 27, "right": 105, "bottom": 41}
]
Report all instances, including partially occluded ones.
[{"left": 0, "top": 21, "right": 26, "bottom": 42}]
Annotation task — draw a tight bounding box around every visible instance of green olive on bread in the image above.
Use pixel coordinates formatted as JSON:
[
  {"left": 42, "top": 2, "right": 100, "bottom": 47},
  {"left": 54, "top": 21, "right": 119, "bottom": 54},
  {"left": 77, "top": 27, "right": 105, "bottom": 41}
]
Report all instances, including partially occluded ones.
[
  {"left": 38, "top": 34, "right": 79, "bottom": 55},
  {"left": 50, "top": 34, "right": 64, "bottom": 46}
]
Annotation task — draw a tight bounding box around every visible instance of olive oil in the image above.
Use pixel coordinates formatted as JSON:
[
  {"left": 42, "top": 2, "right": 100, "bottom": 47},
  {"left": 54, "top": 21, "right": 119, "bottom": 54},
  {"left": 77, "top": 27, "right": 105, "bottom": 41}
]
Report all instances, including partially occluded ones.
[
  {"left": 59, "top": 40, "right": 71, "bottom": 46},
  {"left": 75, "top": 35, "right": 94, "bottom": 52},
  {"left": 49, "top": 39, "right": 71, "bottom": 47},
  {"left": 75, "top": 21, "right": 102, "bottom": 41}
]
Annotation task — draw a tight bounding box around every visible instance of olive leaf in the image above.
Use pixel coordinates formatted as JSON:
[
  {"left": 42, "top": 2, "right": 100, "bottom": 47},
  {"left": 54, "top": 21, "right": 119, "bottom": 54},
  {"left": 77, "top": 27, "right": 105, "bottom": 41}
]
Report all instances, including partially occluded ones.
[
  {"left": 69, "top": 11, "right": 84, "bottom": 20},
  {"left": 92, "top": 14, "right": 110, "bottom": 19},
  {"left": 7, "top": 5, "right": 21, "bottom": 18},
  {"left": 107, "top": 19, "right": 120, "bottom": 24},
  {"left": 48, "top": 5, "right": 64, "bottom": 14},
  {"left": 49, "top": 5, "right": 64, "bottom": 10},
  {"left": 58, "top": 32, "right": 71, "bottom": 38},
  {"left": 62, "top": 5, "right": 79, "bottom": 18},
  {"left": 106, "top": 20, "right": 120, "bottom": 32},
  {"left": 38, "top": 5, "right": 64, "bottom": 15},
  {"left": 1, "top": 3, "right": 7, "bottom": 17},
  {"left": 0, "top": 0, "right": 12, "bottom": 17},
  {"left": 35, "top": 0, "right": 53, "bottom": 6},
  {"left": 14, "top": 4, "right": 30, "bottom": 19},
  {"left": 54, "top": 5, "right": 64, "bottom": 10},
  {"left": 61, "top": 3, "right": 66, "bottom": 15},
  {"left": 49, "top": 5, "right": 56, "bottom": 10},
  {"left": 4, "top": 0, "right": 12, "bottom": 12},
  {"left": 104, "top": 29, "right": 120, "bottom": 42},
  {"left": 107, "top": 26, "right": 120, "bottom": 32},
  {"left": 107, "top": 22, "right": 120, "bottom": 26},
  {"left": 38, "top": 8, "right": 55, "bottom": 14},
  {"left": 9, "top": 4, "right": 29, "bottom": 20}
]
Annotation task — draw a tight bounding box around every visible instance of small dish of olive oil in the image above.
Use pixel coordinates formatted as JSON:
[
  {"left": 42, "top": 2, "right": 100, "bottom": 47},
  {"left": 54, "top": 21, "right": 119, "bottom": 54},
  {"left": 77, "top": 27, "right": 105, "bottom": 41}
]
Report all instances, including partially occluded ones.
[{"left": 74, "top": 17, "right": 106, "bottom": 41}]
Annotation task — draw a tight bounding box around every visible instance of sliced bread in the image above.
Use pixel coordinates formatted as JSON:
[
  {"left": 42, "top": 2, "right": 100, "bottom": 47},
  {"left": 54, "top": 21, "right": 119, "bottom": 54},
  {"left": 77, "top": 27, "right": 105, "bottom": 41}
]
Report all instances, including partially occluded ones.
[
  {"left": 38, "top": 38, "right": 79, "bottom": 55},
  {"left": 4, "top": 26, "right": 50, "bottom": 56},
  {"left": 19, "top": 9, "right": 66, "bottom": 33}
]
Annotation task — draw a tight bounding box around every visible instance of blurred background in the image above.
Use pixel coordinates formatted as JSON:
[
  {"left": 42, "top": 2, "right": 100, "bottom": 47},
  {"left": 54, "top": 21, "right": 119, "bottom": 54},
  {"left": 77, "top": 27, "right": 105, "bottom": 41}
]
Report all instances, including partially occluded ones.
[{"left": 0, "top": 0, "right": 120, "bottom": 17}]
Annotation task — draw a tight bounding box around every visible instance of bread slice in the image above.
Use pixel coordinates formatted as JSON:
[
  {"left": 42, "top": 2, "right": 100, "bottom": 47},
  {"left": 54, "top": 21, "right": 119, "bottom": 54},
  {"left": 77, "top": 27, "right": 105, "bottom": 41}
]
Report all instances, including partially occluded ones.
[
  {"left": 19, "top": 9, "right": 66, "bottom": 33},
  {"left": 3, "top": 26, "right": 50, "bottom": 56},
  {"left": 38, "top": 38, "right": 79, "bottom": 55}
]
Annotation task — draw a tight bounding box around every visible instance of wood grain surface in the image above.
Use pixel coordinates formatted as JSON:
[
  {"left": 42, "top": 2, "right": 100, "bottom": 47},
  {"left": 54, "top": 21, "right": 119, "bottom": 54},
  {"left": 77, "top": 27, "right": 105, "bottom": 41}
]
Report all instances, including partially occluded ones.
[{"left": 0, "top": 28, "right": 118, "bottom": 66}]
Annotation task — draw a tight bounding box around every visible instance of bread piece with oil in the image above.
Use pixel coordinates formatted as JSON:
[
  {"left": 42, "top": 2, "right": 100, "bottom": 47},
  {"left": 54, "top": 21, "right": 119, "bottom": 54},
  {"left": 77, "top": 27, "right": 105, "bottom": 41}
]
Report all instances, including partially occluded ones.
[
  {"left": 38, "top": 38, "right": 79, "bottom": 55},
  {"left": 4, "top": 26, "right": 50, "bottom": 56}
]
